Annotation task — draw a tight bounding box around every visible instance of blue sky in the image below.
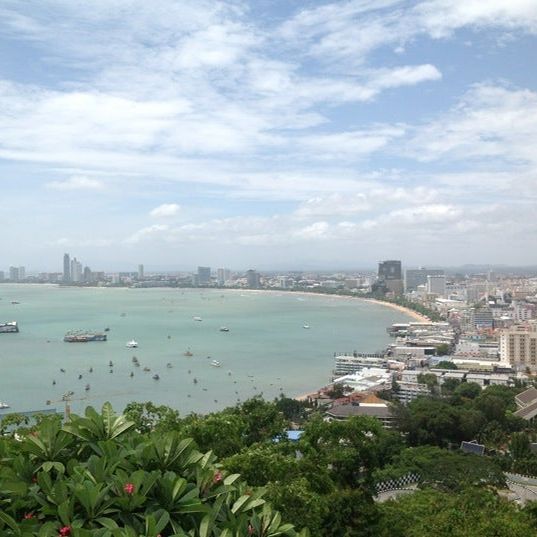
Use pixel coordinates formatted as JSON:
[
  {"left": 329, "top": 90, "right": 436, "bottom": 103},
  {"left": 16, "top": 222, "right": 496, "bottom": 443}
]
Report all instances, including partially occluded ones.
[{"left": 0, "top": 0, "right": 536, "bottom": 272}]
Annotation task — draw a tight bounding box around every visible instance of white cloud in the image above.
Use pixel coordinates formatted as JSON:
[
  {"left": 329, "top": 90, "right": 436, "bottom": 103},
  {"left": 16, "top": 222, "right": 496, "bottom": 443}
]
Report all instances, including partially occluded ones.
[
  {"left": 46, "top": 176, "right": 104, "bottom": 191},
  {"left": 150, "top": 203, "right": 181, "bottom": 218},
  {"left": 125, "top": 224, "right": 169, "bottom": 244}
]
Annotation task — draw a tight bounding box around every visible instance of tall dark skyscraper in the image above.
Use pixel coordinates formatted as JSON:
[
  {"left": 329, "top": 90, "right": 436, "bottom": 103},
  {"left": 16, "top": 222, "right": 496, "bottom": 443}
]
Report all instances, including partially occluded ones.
[
  {"left": 197, "top": 266, "right": 211, "bottom": 285},
  {"left": 63, "top": 253, "right": 71, "bottom": 282},
  {"left": 378, "top": 260, "right": 402, "bottom": 280}
]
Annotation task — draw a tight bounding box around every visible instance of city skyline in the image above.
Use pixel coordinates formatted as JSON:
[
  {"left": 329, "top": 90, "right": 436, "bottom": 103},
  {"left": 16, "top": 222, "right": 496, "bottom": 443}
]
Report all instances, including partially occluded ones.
[{"left": 1, "top": 1, "right": 536, "bottom": 267}]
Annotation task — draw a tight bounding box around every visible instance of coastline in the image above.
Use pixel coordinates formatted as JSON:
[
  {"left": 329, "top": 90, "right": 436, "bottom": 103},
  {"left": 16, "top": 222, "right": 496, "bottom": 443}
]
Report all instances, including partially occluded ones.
[{"left": 223, "top": 288, "right": 430, "bottom": 322}]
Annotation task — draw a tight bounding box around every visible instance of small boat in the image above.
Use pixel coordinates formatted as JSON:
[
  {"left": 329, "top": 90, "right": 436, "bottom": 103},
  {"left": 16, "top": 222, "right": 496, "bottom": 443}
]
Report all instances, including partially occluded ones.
[
  {"left": 60, "top": 368, "right": 66, "bottom": 373},
  {"left": 11, "top": 301, "right": 19, "bottom": 305},
  {"left": 193, "top": 316, "right": 202, "bottom": 322},
  {"left": 184, "top": 350, "right": 193, "bottom": 357},
  {"left": 89, "top": 367, "right": 93, "bottom": 373},
  {"left": 85, "top": 384, "right": 90, "bottom": 391},
  {"left": 219, "top": 327, "right": 230, "bottom": 332},
  {"left": 104, "top": 327, "right": 110, "bottom": 332},
  {"left": 130, "top": 371, "right": 134, "bottom": 377},
  {"left": 132, "top": 356, "right": 139, "bottom": 363},
  {"left": 166, "top": 363, "right": 173, "bottom": 368},
  {"left": 143, "top": 367, "right": 151, "bottom": 372},
  {"left": 109, "top": 360, "right": 114, "bottom": 367},
  {"left": 78, "top": 374, "right": 83, "bottom": 380},
  {"left": 303, "top": 324, "right": 310, "bottom": 329},
  {"left": 0, "top": 402, "right": 10, "bottom": 409},
  {"left": 126, "top": 340, "right": 138, "bottom": 348},
  {"left": 211, "top": 360, "right": 221, "bottom": 368},
  {"left": 152, "top": 374, "right": 160, "bottom": 380},
  {"left": 193, "top": 378, "right": 198, "bottom": 384},
  {"left": 52, "top": 380, "right": 56, "bottom": 385}
]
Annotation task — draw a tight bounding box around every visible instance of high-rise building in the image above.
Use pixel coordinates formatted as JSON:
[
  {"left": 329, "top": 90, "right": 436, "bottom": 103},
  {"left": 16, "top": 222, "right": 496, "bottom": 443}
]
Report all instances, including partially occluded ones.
[
  {"left": 427, "top": 274, "right": 446, "bottom": 297},
  {"left": 216, "top": 268, "right": 230, "bottom": 286},
  {"left": 378, "top": 260, "right": 403, "bottom": 295},
  {"left": 9, "top": 266, "right": 19, "bottom": 281},
  {"left": 18, "top": 266, "right": 26, "bottom": 280},
  {"left": 138, "top": 264, "right": 144, "bottom": 280},
  {"left": 71, "top": 258, "right": 82, "bottom": 282},
  {"left": 197, "top": 266, "right": 211, "bottom": 286},
  {"left": 378, "top": 260, "right": 402, "bottom": 280},
  {"left": 499, "top": 321, "right": 537, "bottom": 371},
  {"left": 405, "top": 268, "right": 445, "bottom": 291},
  {"left": 246, "top": 269, "right": 260, "bottom": 289},
  {"left": 0, "top": 271, "right": 4, "bottom": 281},
  {"left": 83, "top": 266, "right": 93, "bottom": 283},
  {"left": 63, "top": 253, "right": 71, "bottom": 282}
]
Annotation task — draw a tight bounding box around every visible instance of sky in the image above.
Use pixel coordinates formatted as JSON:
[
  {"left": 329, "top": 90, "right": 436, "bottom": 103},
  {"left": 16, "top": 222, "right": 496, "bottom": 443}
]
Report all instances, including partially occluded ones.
[{"left": 0, "top": 0, "right": 536, "bottom": 272}]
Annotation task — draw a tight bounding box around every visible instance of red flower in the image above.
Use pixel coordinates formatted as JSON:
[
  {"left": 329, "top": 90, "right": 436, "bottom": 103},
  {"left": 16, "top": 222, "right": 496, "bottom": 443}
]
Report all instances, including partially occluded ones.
[
  {"left": 23, "top": 513, "right": 34, "bottom": 520},
  {"left": 59, "top": 526, "right": 71, "bottom": 536},
  {"left": 213, "top": 471, "right": 223, "bottom": 484},
  {"left": 123, "top": 482, "right": 135, "bottom": 495}
]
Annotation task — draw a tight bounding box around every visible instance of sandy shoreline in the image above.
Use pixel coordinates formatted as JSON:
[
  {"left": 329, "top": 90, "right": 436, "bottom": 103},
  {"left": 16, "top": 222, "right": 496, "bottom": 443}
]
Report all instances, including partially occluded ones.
[{"left": 224, "top": 288, "right": 430, "bottom": 322}]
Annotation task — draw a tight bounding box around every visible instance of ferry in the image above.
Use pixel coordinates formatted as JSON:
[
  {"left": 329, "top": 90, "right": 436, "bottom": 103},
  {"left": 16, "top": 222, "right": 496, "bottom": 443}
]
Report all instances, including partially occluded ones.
[
  {"left": 126, "top": 339, "right": 138, "bottom": 348},
  {"left": 0, "top": 321, "right": 19, "bottom": 333},
  {"left": 211, "top": 360, "right": 221, "bottom": 367},
  {"left": 64, "top": 331, "right": 107, "bottom": 342}
]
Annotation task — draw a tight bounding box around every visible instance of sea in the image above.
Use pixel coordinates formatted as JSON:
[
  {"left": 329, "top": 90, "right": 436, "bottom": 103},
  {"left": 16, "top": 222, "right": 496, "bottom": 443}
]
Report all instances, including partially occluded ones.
[{"left": 0, "top": 285, "right": 413, "bottom": 416}]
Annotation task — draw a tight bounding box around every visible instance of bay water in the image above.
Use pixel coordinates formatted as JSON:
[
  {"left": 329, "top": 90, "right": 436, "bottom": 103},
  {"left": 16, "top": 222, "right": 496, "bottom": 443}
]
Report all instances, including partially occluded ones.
[{"left": 0, "top": 285, "right": 412, "bottom": 416}]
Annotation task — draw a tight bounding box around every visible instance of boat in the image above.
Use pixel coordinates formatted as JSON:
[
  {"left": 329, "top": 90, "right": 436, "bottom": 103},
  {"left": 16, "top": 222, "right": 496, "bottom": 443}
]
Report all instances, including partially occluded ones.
[
  {"left": 109, "top": 360, "right": 114, "bottom": 367},
  {"left": 184, "top": 350, "right": 193, "bottom": 357},
  {"left": 166, "top": 363, "right": 173, "bottom": 368},
  {"left": 0, "top": 321, "right": 19, "bottom": 333},
  {"left": 132, "top": 356, "right": 139, "bottom": 363},
  {"left": 11, "top": 301, "right": 19, "bottom": 305},
  {"left": 104, "top": 327, "right": 110, "bottom": 332},
  {"left": 143, "top": 367, "right": 151, "bottom": 372},
  {"left": 193, "top": 316, "right": 202, "bottom": 321},
  {"left": 211, "top": 360, "right": 221, "bottom": 367},
  {"left": 152, "top": 374, "right": 160, "bottom": 380},
  {"left": 126, "top": 339, "right": 138, "bottom": 348},
  {"left": 303, "top": 323, "right": 310, "bottom": 329},
  {"left": 219, "top": 327, "right": 230, "bottom": 332},
  {"left": 85, "top": 384, "right": 90, "bottom": 391},
  {"left": 0, "top": 402, "right": 10, "bottom": 409},
  {"left": 64, "top": 330, "right": 107, "bottom": 342}
]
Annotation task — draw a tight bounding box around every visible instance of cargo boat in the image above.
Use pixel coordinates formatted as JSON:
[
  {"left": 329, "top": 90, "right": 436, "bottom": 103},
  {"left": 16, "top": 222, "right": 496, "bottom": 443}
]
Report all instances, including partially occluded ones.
[
  {"left": 0, "top": 321, "right": 19, "bottom": 333},
  {"left": 64, "top": 330, "right": 107, "bottom": 342}
]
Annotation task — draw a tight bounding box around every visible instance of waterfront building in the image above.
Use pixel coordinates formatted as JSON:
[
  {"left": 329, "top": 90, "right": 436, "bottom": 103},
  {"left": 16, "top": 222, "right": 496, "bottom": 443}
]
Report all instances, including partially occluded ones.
[
  {"left": 18, "top": 266, "right": 26, "bottom": 280},
  {"left": 333, "top": 354, "right": 387, "bottom": 376},
  {"left": 138, "top": 264, "right": 144, "bottom": 280},
  {"left": 216, "top": 268, "right": 231, "bottom": 286},
  {"left": 70, "top": 258, "right": 82, "bottom": 282},
  {"left": 405, "top": 268, "right": 444, "bottom": 291},
  {"left": 9, "top": 266, "right": 19, "bottom": 281},
  {"left": 499, "top": 321, "right": 537, "bottom": 372},
  {"left": 83, "top": 266, "right": 93, "bottom": 283},
  {"left": 427, "top": 274, "right": 446, "bottom": 297},
  {"left": 246, "top": 269, "right": 260, "bottom": 289},
  {"left": 63, "top": 253, "right": 71, "bottom": 282},
  {"left": 0, "top": 270, "right": 4, "bottom": 281},
  {"left": 377, "top": 260, "right": 403, "bottom": 295},
  {"left": 197, "top": 266, "right": 211, "bottom": 286}
]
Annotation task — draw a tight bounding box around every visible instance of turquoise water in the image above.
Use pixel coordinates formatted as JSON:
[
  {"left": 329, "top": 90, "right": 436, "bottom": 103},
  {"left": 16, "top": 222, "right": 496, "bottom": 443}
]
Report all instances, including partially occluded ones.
[{"left": 0, "top": 285, "right": 412, "bottom": 416}]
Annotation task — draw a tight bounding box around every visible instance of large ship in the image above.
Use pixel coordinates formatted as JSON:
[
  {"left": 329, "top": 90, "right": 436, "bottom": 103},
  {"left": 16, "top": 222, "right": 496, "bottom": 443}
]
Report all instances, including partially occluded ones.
[
  {"left": 0, "top": 321, "right": 19, "bottom": 333},
  {"left": 64, "top": 330, "right": 107, "bottom": 342}
]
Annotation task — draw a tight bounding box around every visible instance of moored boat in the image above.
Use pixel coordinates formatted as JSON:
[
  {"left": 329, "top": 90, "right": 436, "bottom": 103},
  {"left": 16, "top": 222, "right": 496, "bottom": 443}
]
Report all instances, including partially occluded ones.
[
  {"left": 64, "top": 330, "right": 107, "bottom": 342},
  {"left": 126, "top": 339, "right": 138, "bottom": 348}
]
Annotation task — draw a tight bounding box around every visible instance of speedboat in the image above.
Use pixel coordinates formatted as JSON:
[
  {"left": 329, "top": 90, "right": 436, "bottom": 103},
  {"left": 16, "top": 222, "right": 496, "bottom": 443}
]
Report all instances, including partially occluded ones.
[
  {"left": 303, "top": 324, "right": 310, "bottom": 329},
  {"left": 193, "top": 316, "right": 202, "bottom": 321},
  {"left": 219, "top": 327, "right": 230, "bottom": 332},
  {"left": 211, "top": 360, "right": 221, "bottom": 367},
  {"left": 126, "top": 340, "right": 138, "bottom": 348},
  {"left": 184, "top": 350, "right": 193, "bottom": 357},
  {"left": 152, "top": 374, "right": 160, "bottom": 380}
]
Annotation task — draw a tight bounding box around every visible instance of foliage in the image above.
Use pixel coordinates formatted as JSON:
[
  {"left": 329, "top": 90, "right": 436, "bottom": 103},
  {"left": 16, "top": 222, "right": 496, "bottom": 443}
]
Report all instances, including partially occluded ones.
[
  {"left": 0, "top": 403, "right": 306, "bottom": 537},
  {"left": 376, "top": 487, "right": 536, "bottom": 537},
  {"left": 435, "top": 360, "right": 456, "bottom": 369}
]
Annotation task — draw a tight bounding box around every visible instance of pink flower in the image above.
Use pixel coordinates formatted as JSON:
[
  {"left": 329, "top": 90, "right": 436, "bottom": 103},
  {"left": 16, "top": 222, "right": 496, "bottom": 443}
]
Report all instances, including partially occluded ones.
[
  {"left": 213, "top": 471, "right": 223, "bottom": 484},
  {"left": 59, "top": 526, "right": 71, "bottom": 536},
  {"left": 23, "top": 513, "right": 34, "bottom": 520},
  {"left": 123, "top": 482, "right": 135, "bottom": 495}
]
